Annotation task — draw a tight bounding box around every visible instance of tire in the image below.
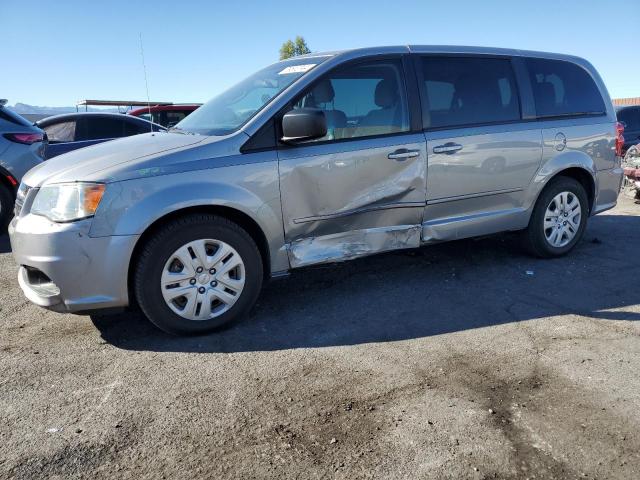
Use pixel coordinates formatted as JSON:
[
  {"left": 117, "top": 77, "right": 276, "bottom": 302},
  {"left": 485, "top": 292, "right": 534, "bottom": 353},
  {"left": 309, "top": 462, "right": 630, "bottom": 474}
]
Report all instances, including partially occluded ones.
[
  {"left": 0, "top": 184, "right": 14, "bottom": 231},
  {"left": 522, "top": 176, "right": 588, "bottom": 258},
  {"left": 134, "top": 214, "right": 263, "bottom": 335}
]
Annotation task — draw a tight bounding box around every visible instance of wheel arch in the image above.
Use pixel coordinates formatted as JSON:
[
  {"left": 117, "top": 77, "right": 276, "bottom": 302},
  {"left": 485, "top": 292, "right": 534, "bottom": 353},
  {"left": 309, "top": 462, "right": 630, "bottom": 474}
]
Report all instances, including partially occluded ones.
[
  {"left": 550, "top": 167, "right": 596, "bottom": 214},
  {"left": 126, "top": 204, "right": 273, "bottom": 307},
  {"left": 0, "top": 165, "right": 18, "bottom": 198},
  {"left": 530, "top": 151, "right": 597, "bottom": 216}
]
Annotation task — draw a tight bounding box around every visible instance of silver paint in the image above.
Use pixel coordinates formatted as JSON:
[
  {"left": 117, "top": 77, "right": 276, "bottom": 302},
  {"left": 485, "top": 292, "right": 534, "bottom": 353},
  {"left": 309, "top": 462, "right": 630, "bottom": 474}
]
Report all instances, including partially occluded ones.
[{"left": 9, "top": 45, "right": 624, "bottom": 314}]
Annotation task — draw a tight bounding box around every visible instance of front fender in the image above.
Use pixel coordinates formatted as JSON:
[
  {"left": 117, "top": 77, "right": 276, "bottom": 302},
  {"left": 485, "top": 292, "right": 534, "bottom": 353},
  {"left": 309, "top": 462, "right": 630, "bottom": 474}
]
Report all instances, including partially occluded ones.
[{"left": 90, "top": 160, "right": 288, "bottom": 272}]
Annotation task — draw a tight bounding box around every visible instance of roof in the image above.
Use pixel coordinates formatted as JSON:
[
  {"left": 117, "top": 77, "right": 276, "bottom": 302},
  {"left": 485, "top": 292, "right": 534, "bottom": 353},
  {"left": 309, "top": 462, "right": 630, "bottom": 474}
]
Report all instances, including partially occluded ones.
[
  {"left": 128, "top": 104, "right": 201, "bottom": 115},
  {"left": 77, "top": 100, "right": 174, "bottom": 107},
  {"left": 36, "top": 111, "right": 164, "bottom": 128},
  {"left": 296, "top": 45, "right": 586, "bottom": 62}
]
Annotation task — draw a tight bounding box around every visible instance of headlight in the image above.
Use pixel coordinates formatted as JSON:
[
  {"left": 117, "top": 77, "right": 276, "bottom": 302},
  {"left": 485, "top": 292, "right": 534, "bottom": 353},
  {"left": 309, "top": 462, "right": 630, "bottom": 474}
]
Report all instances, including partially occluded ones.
[{"left": 31, "top": 182, "right": 106, "bottom": 222}]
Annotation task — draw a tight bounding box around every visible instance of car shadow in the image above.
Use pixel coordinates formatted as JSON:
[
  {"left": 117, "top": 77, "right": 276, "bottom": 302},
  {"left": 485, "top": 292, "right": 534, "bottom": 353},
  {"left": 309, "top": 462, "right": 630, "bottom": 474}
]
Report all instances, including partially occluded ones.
[{"left": 91, "top": 212, "right": 640, "bottom": 353}]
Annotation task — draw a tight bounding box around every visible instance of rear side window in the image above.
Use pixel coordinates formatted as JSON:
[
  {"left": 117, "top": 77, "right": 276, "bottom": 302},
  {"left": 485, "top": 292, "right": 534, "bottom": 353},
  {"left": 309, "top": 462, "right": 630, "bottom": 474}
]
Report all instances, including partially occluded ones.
[
  {"left": 43, "top": 121, "right": 76, "bottom": 143},
  {"left": 420, "top": 56, "right": 521, "bottom": 129},
  {"left": 525, "top": 58, "right": 605, "bottom": 118},
  {"left": 124, "top": 120, "right": 150, "bottom": 135},
  {"left": 80, "top": 117, "right": 126, "bottom": 140}
]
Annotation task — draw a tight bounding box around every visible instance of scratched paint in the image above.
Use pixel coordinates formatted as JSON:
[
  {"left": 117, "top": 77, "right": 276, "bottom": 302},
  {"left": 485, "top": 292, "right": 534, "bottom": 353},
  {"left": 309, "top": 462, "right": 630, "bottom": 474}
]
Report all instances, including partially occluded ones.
[{"left": 287, "top": 224, "right": 421, "bottom": 267}]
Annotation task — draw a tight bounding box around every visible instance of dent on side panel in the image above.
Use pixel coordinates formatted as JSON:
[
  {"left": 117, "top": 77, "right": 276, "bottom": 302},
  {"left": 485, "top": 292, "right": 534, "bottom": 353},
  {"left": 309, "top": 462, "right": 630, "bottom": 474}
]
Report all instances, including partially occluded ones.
[
  {"left": 288, "top": 224, "right": 421, "bottom": 268},
  {"left": 279, "top": 139, "right": 427, "bottom": 240},
  {"left": 278, "top": 135, "right": 427, "bottom": 268}
]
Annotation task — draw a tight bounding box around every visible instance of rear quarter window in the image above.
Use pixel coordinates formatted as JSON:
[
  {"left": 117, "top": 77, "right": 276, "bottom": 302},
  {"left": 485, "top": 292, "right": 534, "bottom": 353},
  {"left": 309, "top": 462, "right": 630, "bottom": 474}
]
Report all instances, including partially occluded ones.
[{"left": 525, "top": 58, "right": 605, "bottom": 118}]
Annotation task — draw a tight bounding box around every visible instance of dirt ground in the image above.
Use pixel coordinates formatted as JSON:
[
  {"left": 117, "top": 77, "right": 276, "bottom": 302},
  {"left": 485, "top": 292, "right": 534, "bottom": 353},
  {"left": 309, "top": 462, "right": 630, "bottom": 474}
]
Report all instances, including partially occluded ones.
[{"left": 1, "top": 193, "right": 639, "bottom": 480}]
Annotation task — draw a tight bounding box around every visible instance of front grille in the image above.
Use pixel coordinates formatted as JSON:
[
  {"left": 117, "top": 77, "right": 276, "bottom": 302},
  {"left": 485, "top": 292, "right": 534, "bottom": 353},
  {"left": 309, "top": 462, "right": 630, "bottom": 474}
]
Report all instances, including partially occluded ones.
[{"left": 14, "top": 183, "right": 30, "bottom": 217}]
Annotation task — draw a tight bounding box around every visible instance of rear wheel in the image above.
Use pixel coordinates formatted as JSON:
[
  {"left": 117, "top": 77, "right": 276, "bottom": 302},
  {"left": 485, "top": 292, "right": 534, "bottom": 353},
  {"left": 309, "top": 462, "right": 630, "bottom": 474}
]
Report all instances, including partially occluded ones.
[
  {"left": 0, "top": 184, "right": 14, "bottom": 231},
  {"left": 134, "top": 214, "right": 263, "bottom": 335},
  {"left": 522, "top": 177, "right": 588, "bottom": 258}
]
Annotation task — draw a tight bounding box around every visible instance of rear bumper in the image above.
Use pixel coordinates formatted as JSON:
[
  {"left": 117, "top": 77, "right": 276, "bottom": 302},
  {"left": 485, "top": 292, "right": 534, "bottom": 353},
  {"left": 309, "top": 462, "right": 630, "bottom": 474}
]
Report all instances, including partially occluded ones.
[
  {"left": 9, "top": 214, "right": 138, "bottom": 313},
  {"left": 593, "top": 166, "right": 624, "bottom": 215},
  {"left": 1, "top": 142, "right": 44, "bottom": 183}
]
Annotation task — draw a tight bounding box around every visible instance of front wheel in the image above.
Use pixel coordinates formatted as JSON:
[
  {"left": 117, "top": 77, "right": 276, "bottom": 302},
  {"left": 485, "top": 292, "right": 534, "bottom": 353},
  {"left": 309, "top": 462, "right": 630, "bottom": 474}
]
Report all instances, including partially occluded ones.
[
  {"left": 522, "top": 177, "right": 588, "bottom": 258},
  {"left": 134, "top": 214, "right": 263, "bottom": 335}
]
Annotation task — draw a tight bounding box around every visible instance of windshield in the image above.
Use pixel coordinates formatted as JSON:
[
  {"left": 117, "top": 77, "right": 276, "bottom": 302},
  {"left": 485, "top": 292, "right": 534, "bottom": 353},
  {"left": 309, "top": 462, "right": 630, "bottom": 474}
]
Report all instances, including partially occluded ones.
[{"left": 176, "top": 56, "right": 330, "bottom": 136}]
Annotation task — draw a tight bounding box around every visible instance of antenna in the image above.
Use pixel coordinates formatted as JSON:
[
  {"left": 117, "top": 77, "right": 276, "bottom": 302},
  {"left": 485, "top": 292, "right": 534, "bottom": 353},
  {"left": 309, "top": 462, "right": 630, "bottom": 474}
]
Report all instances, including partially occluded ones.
[{"left": 139, "top": 33, "right": 153, "bottom": 133}]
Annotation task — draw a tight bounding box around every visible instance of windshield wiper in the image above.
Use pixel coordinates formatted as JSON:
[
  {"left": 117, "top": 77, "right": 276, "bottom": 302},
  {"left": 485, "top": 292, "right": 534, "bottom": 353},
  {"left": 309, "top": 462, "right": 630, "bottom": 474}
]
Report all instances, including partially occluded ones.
[{"left": 168, "top": 126, "right": 189, "bottom": 134}]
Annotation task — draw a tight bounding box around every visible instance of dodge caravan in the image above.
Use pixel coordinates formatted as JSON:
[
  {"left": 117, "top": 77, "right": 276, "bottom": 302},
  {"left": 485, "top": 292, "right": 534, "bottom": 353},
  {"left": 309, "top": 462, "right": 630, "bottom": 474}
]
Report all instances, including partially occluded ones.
[{"left": 9, "top": 46, "right": 624, "bottom": 335}]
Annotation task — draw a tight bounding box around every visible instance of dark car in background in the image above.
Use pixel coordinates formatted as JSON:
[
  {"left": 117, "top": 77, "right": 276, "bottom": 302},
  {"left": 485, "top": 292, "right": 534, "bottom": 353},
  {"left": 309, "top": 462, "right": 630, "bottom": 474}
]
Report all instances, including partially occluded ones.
[
  {"left": 128, "top": 104, "right": 200, "bottom": 127},
  {"left": 37, "top": 112, "right": 165, "bottom": 159},
  {"left": 616, "top": 105, "right": 640, "bottom": 156},
  {"left": 0, "top": 100, "right": 46, "bottom": 227}
]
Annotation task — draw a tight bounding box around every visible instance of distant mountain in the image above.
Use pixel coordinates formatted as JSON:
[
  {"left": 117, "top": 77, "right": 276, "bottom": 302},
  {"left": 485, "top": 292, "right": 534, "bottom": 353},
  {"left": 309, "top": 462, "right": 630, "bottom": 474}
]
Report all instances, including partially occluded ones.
[{"left": 8, "top": 103, "right": 118, "bottom": 115}]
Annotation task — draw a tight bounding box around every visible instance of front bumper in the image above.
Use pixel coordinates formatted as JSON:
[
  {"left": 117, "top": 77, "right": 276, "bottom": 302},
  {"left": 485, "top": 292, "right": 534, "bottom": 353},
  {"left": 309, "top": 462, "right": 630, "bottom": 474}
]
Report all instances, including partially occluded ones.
[{"left": 9, "top": 214, "right": 138, "bottom": 313}]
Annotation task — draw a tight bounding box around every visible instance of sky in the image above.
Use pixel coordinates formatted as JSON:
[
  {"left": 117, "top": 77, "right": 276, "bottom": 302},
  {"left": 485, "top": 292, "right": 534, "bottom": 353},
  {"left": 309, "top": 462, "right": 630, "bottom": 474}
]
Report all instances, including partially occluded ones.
[{"left": 1, "top": 0, "right": 638, "bottom": 107}]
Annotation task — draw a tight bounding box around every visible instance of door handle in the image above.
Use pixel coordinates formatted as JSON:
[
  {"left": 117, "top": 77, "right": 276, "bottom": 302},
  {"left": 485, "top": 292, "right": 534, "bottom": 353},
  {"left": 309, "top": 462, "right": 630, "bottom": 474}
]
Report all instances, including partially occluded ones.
[
  {"left": 388, "top": 149, "right": 421, "bottom": 160},
  {"left": 433, "top": 143, "right": 463, "bottom": 154}
]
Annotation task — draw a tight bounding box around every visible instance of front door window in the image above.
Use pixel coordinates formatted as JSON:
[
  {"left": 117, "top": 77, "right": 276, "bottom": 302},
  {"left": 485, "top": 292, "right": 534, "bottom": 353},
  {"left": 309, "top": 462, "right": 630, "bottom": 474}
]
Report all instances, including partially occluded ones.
[{"left": 293, "top": 59, "right": 410, "bottom": 142}]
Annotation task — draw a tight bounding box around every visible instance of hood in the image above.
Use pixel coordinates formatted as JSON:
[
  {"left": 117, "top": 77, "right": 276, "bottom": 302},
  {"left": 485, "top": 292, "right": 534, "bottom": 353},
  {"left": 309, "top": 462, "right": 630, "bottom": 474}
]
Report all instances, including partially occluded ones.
[{"left": 22, "top": 131, "right": 206, "bottom": 187}]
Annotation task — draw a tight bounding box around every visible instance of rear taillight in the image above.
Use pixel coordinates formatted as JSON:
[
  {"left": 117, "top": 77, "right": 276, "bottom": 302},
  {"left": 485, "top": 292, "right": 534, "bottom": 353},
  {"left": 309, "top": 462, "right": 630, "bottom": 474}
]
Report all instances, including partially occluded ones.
[
  {"left": 3, "top": 132, "right": 44, "bottom": 145},
  {"left": 615, "top": 122, "right": 625, "bottom": 157}
]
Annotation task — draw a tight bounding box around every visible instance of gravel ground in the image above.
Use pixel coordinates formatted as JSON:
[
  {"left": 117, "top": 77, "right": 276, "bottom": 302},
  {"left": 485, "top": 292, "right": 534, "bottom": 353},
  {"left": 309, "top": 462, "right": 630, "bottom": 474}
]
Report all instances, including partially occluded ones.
[{"left": 1, "top": 193, "right": 639, "bottom": 480}]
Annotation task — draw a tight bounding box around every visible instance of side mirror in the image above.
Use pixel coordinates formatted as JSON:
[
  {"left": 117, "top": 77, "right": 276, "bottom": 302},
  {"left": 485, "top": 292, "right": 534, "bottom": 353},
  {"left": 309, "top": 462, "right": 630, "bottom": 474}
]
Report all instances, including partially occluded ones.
[{"left": 281, "top": 108, "right": 327, "bottom": 143}]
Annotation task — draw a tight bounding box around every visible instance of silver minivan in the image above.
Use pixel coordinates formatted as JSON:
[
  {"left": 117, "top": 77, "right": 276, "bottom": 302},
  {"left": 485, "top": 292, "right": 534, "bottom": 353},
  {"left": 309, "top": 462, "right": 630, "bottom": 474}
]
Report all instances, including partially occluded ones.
[{"left": 9, "top": 46, "right": 624, "bottom": 335}]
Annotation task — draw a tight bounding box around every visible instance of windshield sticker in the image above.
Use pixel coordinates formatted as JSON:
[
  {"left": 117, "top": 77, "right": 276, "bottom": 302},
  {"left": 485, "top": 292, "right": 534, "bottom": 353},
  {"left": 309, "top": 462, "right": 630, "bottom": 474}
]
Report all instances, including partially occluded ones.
[{"left": 278, "top": 64, "right": 316, "bottom": 75}]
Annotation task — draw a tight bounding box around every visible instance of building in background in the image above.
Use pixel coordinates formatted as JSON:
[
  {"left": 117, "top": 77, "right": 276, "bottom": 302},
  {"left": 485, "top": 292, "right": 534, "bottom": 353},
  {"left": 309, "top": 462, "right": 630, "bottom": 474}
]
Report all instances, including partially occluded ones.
[{"left": 613, "top": 97, "right": 640, "bottom": 107}]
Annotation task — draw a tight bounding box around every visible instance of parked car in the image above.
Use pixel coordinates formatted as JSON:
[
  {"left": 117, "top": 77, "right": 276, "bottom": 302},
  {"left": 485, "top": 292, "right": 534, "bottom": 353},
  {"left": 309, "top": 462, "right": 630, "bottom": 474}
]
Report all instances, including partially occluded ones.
[
  {"left": 128, "top": 105, "right": 201, "bottom": 127},
  {"left": 616, "top": 105, "right": 640, "bottom": 156},
  {"left": 623, "top": 144, "right": 640, "bottom": 197},
  {"left": 0, "top": 100, "right": 47, "bottom": 228},
  {"left": 37, "top": 112, "right": 165, "bottom": 159},
  {"left": 9, "top": 46, "right": 624, "bottom": 335}
]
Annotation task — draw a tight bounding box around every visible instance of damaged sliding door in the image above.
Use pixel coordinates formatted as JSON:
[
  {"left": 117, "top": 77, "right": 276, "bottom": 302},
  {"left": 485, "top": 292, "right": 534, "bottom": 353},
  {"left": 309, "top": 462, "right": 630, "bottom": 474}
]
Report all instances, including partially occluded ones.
[{"left": 277, "top": 56, "right": 426, "bottom": 268}]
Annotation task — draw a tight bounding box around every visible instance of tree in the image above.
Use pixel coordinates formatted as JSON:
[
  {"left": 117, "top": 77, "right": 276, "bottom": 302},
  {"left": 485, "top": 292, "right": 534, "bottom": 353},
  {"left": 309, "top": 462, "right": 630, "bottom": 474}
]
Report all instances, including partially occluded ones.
[
  {"left": 279, "top": 40, "right": 296, "bottom": 60},
  {"left": 279, "top": 36, "right": 311, "bottom": 60},
  {"left": 294, "top": 36, "right": 311, "bottom": 56}
]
